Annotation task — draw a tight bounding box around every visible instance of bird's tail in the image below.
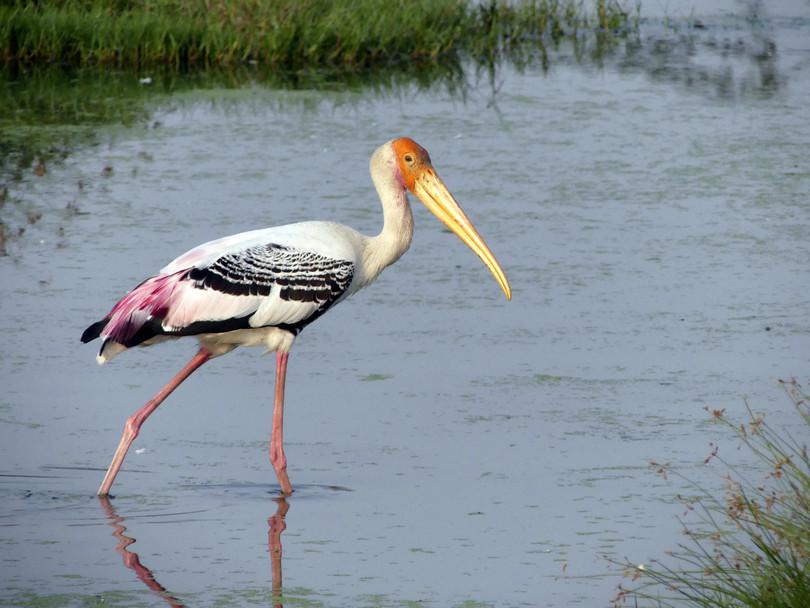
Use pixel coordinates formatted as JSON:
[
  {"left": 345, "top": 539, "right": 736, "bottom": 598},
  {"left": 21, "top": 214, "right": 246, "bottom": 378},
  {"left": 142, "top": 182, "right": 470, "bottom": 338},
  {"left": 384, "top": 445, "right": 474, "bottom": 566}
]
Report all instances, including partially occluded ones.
[
  {"left": 81, "top": 272, "right": 186, "bottom": 364},
  {"left": 81, "top": 318, "right": 127, "bottom": 364},
  {"left": 96, "top": 339, "right": 127, "bottom": 365},
  {"left": 81, "top": 318, "right": 108, "bottom": 343}
]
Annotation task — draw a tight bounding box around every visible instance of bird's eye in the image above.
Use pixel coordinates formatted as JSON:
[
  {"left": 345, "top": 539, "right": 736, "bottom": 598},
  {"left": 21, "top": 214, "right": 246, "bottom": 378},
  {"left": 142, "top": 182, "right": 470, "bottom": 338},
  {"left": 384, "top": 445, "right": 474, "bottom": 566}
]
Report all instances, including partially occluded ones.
[{"left": 404, "top": 154, "right": 414, "bottom": 164}]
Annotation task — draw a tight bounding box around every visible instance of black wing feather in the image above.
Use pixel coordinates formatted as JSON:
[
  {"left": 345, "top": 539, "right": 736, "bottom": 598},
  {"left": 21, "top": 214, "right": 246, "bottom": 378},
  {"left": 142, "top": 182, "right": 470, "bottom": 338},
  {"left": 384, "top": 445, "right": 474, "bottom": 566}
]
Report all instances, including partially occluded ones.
[{"left": 186, "top": 243, "right": 354, "bottom": 334}]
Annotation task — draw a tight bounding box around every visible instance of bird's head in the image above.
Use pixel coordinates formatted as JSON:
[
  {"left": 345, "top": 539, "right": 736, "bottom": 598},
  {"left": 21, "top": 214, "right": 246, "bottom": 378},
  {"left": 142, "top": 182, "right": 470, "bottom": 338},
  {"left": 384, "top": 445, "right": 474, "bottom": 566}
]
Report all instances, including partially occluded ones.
[{"left": 390, "top": 137, "right": 512, "bottom": 301}]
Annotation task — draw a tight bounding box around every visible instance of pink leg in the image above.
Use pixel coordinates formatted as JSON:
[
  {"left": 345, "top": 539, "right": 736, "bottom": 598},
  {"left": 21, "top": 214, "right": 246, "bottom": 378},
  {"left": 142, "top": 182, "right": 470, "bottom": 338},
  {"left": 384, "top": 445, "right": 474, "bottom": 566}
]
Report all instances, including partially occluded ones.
[
  {"left": 270, "top": 351, "right": 293, "bottom": 495},
  {"left": 97, "top": 348, "right": 212, "bottom": 496}
]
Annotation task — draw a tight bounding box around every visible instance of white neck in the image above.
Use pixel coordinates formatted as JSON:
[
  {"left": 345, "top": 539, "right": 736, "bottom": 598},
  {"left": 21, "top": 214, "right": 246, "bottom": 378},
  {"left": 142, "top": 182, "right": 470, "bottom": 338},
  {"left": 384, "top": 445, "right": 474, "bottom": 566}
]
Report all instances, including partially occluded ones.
[{"left": 362, "top": 142, "right": 414, "bottom": 283}]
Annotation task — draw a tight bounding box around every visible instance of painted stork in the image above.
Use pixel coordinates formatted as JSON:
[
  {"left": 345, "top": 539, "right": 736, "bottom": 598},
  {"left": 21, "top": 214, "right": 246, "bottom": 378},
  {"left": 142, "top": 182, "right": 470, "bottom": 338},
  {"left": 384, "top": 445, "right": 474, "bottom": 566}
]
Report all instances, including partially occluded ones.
[{"left": 82, "top": 138, "right": 511, "bottom": 497}]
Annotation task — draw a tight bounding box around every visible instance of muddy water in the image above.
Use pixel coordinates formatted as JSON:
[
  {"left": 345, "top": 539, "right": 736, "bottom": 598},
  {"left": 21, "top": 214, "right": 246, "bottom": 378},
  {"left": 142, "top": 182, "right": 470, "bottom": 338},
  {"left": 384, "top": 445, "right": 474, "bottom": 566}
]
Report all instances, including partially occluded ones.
[{"left": 2, "top": 3, "right": 809, "bottom": 607}]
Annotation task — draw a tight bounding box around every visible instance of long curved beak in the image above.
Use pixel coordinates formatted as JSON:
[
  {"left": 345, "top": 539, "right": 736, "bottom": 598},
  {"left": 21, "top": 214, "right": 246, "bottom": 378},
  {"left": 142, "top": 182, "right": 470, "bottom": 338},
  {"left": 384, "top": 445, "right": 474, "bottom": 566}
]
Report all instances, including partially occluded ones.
[{"left": 412, "top": 169, "right": 512, "bottom": 300}]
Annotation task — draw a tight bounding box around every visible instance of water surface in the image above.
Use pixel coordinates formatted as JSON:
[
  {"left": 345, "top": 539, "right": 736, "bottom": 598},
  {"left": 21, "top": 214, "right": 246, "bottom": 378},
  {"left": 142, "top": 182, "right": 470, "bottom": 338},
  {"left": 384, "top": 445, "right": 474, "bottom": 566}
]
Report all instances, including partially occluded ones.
[{"left": 1, "top": 2, "right": 809, "bottom": 606}]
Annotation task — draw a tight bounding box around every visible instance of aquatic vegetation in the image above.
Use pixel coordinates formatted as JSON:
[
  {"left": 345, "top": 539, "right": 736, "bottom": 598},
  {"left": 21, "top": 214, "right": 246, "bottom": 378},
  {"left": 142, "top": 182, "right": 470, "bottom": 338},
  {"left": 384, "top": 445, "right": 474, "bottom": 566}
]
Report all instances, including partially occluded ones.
[
  {"left": 0, "top": 0, "right": 635, "bottom": 71},
  {"left": 0, "top": 0, "right": 635, "bottom": 174},
  {"left": 612, "top": 379, "right": 810, "bottom": 607},
  {"left": 0, "top": 59, "right": 468, "bottom": 178},
  {"left": 0, "top": 1, "right": 637, "bottom": 175}
]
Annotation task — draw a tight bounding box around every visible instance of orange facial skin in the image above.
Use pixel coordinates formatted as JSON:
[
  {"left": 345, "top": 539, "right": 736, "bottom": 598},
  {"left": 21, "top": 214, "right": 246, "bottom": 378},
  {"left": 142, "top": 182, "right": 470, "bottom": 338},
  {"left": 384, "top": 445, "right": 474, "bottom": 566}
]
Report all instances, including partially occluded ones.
[{"left": 392, "top": 137, "right": 433, "bottom": 191}]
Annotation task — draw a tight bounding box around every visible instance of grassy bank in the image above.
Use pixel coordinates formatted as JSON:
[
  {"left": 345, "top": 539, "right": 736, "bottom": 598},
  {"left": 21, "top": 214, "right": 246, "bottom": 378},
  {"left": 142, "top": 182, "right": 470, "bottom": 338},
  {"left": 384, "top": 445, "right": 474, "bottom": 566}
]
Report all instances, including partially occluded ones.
[
  {"left": 1, "top": 0, "right": 635, "bottom": 71},
  {"left": 613, "top": 379, "right": 810, "bottom": 607},
  {"left": 0, "top": 0, "right": 636, "bottom": 180},
  {"left": 0, "top": 59, "right": 467, "bottom": 176}
]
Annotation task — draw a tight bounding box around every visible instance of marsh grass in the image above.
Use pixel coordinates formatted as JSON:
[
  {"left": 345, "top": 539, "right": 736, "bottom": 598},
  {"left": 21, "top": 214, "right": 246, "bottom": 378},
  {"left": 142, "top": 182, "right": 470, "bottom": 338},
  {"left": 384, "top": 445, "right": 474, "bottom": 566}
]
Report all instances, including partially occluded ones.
[
  {"left": 0, "top": 58, "right": 467, "bottom": 175},
  {"left": 1, "top": 0, "right": 635, "bottom": 71},
  {"left": 0, "top": 1, "right": 636, "bottom": 180},
  {"left": 612, "top": 379, "right": 810, "bottom": 608}
]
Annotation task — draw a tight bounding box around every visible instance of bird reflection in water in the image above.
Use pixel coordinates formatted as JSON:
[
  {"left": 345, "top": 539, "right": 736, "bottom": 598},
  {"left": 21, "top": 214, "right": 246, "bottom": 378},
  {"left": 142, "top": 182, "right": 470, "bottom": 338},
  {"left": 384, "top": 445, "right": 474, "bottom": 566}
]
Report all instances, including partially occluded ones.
[
  {"left": 98, "top": 496, "right": 186, "bottom": 607},
  {"left": 99, "top": 496, "right": 291, "bottom": 607},
  {"left": 268, "top": 497, "right": 290, "bottom": 607}
]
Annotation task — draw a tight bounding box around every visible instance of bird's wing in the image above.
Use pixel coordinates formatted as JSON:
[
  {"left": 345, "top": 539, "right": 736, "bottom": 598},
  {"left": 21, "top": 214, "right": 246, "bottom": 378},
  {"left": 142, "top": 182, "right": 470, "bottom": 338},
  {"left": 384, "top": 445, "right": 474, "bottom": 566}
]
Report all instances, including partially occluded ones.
[
  {"left": 160, "top": 227, "right": 279, "bottom": 275},
  {"left": 160, "top": 222, "right": 359, "bottom": 275},
  {"left": 97, "top": 238, "right": 355, "bottom": 348},
  {"left": 165, "top": 242, "right": 355, "bottom": 332}
]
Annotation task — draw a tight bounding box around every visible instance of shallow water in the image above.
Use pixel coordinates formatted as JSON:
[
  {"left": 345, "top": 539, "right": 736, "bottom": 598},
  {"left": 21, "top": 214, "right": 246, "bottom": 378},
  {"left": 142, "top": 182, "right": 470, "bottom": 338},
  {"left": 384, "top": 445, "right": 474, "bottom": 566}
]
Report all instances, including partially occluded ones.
[{"left": 1, "top": 2, "right": 809, "bottom": 606}]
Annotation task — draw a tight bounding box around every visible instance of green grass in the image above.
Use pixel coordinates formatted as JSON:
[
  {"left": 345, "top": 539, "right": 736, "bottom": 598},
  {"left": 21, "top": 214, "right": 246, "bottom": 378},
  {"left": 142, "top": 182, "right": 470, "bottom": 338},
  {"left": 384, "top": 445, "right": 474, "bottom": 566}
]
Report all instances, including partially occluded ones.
[
  {"left": 1, "top": 0, "right": 636, "bottom": 71},
  {"left": 613, "top": 379, "right": 810, "bottom": 608},
  {"left": 0, "top": 0, "right": 637, "bottom": 186},
  {"left": 0, "top": 57, "right": 467, "bottom": 178}
]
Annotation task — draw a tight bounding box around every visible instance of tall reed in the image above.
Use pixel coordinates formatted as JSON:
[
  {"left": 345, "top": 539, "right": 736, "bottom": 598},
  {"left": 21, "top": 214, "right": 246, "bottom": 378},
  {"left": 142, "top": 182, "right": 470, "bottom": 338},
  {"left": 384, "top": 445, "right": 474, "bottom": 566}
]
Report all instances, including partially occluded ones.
[
  {"left": 1, "top": 0, "right": 634, "bottom": 71},
  {"left": 613, "top": 379, "right": 810, "bottom": 607}
]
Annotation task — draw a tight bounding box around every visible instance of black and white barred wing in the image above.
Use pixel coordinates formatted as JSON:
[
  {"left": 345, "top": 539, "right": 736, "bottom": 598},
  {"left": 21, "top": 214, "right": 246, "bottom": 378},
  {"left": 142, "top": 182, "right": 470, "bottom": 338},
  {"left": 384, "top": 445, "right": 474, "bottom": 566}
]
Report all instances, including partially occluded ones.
[
  {"left": 177, "top": 243, "right": 354, "bottom": 332},
  {"left": 163, "top": 243, "right": 355, "bottom": 335}
]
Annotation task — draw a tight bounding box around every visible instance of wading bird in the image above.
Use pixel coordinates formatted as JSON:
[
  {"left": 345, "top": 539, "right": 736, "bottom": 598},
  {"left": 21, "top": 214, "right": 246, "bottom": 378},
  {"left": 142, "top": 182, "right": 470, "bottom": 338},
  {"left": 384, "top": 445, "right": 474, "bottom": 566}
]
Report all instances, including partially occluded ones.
[{"left": 82, "top": 138, "right": 511, "bottom": 497}]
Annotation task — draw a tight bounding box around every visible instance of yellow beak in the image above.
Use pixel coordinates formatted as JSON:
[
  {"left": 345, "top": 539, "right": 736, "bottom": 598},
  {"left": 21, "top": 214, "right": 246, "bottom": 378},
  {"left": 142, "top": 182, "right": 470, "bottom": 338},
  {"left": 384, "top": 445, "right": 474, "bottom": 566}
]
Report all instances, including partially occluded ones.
[{"left": 412, "top": 168, "right": 512, "bottom": 300}]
